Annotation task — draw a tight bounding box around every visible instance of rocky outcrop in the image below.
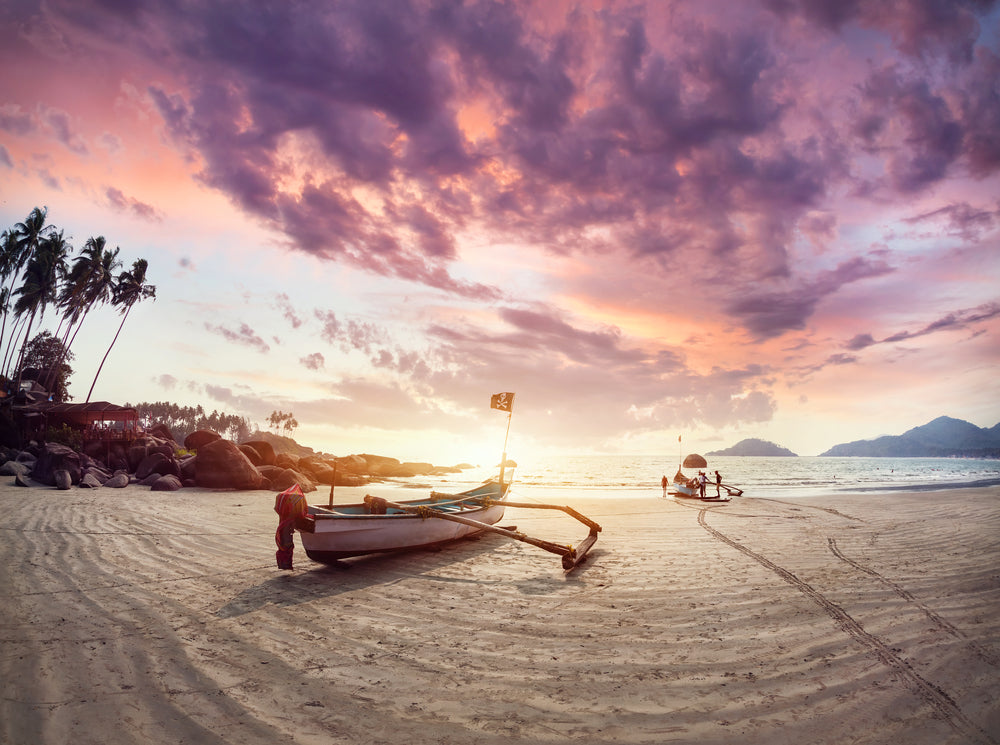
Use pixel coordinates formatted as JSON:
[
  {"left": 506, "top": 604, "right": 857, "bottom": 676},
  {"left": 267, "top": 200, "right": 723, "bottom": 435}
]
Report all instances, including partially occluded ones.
[
  {"left": 194, "top": 439, "right": 263, "bottom": 490},
  {"left": 1, "top": 426, "right": 473, "bottom": 494}
]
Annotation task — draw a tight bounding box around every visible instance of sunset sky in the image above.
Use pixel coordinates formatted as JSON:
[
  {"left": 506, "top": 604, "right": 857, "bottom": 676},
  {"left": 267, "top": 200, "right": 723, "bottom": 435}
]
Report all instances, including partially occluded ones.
[{"left": 2, "top": 0, "right": 998, "bottom": 466}]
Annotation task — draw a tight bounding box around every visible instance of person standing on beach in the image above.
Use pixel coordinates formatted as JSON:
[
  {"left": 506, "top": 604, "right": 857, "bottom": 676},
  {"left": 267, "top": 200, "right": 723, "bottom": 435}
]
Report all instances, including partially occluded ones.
[
  {"left": 715, "top": 470, "right": 722, "bottom": 497},
  {"left": 698, "top": 471, "right": 707, "bottom": 498},
  {"left": 661, "top": 474, "right": 668, "bottom": 498},
  {"left": 274, "top": 484, "right": 312, "bottom": 570}
]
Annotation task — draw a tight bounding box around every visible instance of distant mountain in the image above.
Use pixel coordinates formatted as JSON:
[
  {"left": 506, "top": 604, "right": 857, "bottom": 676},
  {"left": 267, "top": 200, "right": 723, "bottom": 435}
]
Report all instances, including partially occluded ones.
[
  {"left": 821, "top": 416, "right": 1000, "bottom": 457},
  {"left": 707, "top": 438, "right": 797, "bottom": 457}
]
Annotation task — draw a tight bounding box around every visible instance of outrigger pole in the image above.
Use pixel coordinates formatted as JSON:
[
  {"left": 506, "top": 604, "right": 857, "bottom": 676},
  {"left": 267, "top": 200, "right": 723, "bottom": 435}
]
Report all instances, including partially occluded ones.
[{"left": 364, "top": 496, "right": 602, "bottom": 571}]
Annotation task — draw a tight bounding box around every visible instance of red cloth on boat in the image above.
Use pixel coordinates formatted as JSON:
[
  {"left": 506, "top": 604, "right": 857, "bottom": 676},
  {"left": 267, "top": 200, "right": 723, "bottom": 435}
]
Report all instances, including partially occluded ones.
[{"left": 274, "top": 484, "right": 308, "bottom": 569}]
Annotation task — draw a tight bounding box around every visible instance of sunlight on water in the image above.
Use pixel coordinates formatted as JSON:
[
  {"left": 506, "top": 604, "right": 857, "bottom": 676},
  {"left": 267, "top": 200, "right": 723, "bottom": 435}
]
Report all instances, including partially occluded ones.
[{"left": 397, "top": 455, "right": 1000, "bottom": 500}]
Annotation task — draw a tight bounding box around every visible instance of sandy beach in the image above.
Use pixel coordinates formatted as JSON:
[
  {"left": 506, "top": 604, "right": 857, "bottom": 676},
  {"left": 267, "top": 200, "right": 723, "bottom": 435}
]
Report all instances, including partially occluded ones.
[{"left": 1, "top": 481, "right": 997, "bottom": 745}]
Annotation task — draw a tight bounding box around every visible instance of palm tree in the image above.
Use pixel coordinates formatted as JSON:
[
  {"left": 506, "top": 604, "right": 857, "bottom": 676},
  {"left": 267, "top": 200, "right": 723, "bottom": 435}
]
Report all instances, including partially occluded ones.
[
  {"left": 1, "top": 208, "right": 53, "bottom": 376},
  {"left": 44, "top": 236, "right": 121, "bottom": 392},
  {"left": 86, "top": 258, "right": 156, "bottom": 403},
  {"left": 12, "top": 229, "right": 70, "bottom": 388}
]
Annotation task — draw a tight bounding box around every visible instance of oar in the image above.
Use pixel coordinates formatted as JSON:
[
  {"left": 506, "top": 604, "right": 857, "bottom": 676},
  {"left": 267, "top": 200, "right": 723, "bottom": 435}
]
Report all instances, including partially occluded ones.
[{"left": 365, "top": 496, "right": 601, "bottom": 571}]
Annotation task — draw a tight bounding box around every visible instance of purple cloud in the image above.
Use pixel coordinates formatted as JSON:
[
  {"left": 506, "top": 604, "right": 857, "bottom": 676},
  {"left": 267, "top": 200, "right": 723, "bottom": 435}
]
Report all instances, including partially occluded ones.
[
  {"left": 882, "top": 302, "right": 1000, "bottom": 343},
  {"left": 204, "top": 322, "right": 270, "bottom": 353},
  {"left": 726, "top": 256, "right": 895, "bottom": 339},
  {"left": 106, "top": 187, "right": 161, "bottom": 221}
]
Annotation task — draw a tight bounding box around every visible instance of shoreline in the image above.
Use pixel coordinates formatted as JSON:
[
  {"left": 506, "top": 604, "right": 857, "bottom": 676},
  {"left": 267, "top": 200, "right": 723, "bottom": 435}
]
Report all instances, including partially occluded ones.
[{"left": 2, "top": 481, "right": 997, "bottom": 744}]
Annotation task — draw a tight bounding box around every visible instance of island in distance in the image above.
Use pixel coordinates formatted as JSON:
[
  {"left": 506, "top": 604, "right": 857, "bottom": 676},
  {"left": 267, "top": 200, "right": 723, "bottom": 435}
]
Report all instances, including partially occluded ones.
[
  {"left": 820, "top": 416, "right": 1000, "bottom": 458},
  {"left": 706, "top": 438, "right": 797, "bottom": 457}
]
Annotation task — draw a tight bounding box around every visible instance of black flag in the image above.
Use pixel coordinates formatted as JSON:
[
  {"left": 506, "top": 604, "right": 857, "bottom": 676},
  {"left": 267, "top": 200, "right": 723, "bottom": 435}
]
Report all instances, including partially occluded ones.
[{"left": 490, "top": 392, "right": 514, "bottom": 412}]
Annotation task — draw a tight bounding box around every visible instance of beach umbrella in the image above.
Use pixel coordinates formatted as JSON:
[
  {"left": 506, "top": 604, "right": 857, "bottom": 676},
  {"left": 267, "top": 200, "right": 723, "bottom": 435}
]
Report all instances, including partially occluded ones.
[{"left": 683, "top": 453, "right": 707, "bottom": 469}]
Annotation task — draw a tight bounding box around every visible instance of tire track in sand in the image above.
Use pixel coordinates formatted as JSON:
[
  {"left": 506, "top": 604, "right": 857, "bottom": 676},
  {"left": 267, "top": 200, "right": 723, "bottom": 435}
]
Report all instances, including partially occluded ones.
[
  {"left": 697, "top": 508, "right": 996, "bottom": 745},
  {"left": 827, "top": 537, "right": 1000, "bottom": 668}
]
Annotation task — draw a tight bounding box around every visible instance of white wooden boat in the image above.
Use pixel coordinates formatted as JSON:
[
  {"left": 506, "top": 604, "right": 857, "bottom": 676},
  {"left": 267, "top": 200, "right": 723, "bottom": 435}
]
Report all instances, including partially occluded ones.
[
  {"left": 294, "top": 394, "right": 601, "bottom": 570},
  {"left": 299, "top": 479, "right": 511, "bottom": 562}
]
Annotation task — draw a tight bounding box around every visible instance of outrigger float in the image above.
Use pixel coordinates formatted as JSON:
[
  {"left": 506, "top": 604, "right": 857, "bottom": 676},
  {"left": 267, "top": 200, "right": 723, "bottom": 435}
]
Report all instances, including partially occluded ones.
[{"left": 296, "top": 393, "right": 601, "bottom": 572}]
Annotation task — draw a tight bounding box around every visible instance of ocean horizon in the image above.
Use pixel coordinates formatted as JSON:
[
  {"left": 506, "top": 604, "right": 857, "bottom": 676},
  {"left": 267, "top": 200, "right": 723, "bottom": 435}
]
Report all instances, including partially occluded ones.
[{"left": 391, "top": 455, "right": 1000, "bottom": 500}]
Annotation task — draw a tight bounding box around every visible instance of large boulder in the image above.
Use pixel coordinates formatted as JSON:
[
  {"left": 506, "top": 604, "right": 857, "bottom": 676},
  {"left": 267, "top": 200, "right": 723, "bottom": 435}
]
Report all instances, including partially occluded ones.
[
  {"left": 136, "top": 452, "right": 181, "bottom": 480},
  {"left": 127, "top": 444, "right": 148, "bottom": 472},
  {"left": 334, "top": 454, "right": 368, "bottom": 474},
  {"left": 240, "top": 439, "right": 276, "bottom": 466},
  {"left": 194, "top": 439, "right": 263, "bottom": 490},
  {"left": 31, "top": 443, "right": 82, "bottom": 486},
  {"left": 239, "top": 444, "right": 265, "bottom": 466},
  {"left": 275, "top": 452, "right": 299, "bottom": 470},
  {"left": 299, "top": 456, "right": 336, "bottom": 484},
  {"left": 258, "top": 466, "right": 316, "bottom": 492},
  {"left": 185, "top": 429, "right": 222, "bottom": 451}
]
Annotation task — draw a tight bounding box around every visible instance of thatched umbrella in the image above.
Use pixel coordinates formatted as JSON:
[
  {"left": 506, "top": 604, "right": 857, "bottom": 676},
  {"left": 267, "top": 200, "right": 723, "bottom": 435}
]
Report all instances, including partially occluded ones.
[{"left": 683, "top": 453, "right": 707, "bottom": 469}]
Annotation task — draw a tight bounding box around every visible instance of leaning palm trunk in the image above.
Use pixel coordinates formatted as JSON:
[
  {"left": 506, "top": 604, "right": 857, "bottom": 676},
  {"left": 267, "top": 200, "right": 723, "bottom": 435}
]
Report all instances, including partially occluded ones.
[{"left": 86, "top": 306, "right": 130, "bottom": 403}]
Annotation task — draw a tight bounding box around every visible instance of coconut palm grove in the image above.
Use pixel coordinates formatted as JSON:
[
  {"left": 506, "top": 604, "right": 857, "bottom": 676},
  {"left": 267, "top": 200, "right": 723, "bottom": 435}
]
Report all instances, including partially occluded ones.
[{"left": 0, "top": 206, "right": 156, "bottom": 405}]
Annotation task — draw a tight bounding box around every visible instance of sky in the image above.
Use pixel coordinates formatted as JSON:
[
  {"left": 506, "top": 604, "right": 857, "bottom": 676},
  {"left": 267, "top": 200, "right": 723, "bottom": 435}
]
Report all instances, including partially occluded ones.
[{"left": 1, "top": 0, "right": 999, "bottom": 466}]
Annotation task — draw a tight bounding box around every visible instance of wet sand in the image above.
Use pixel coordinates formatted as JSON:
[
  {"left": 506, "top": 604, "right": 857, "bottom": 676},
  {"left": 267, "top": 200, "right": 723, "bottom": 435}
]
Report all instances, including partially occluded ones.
[{"left": 1, "top": 482, "right": 997, "bottom": 744}]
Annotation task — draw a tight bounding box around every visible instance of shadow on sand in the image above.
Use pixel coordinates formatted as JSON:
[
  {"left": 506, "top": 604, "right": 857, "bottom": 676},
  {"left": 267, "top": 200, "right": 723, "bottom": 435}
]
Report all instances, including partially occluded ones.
[{"left": 216, "top": 532, "right": 603, "bottom": 619}]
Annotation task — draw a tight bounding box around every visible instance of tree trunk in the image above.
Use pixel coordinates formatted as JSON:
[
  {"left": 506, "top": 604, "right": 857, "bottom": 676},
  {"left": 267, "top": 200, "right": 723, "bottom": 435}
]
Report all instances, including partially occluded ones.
[{"left": 86, "top": 308, "right": 130, "bottom": 403}]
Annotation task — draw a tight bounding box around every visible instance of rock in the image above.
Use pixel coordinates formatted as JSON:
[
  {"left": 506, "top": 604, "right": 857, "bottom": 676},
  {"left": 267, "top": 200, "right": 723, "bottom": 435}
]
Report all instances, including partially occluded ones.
[
  {"left": 334, "top": 454, "right": 368, "bottom": 474},
  {"left": 258, "top": 465, "right": 316, "bottom": 492},
  {"left": 104, "top": 473, "right": 130, "bottom": 488},
  {"left": 79, "top": 472, "right": 103, "bottom": 488},
  {"left": 361, "top": 454, "right": 402, "bottom": 476},
  {"left": 151, "top": 474, "right": 183, "bottom": 491},
  {"left": 335, "top": 472, "right": 368, "bottom": 487},
  {"left": 240, "top": 439, "right": 276, "bottom": 466},
  {"left": 0, "top": 460, "right": 31, "bottom": 477},
  {"left": 185, "top": 429, "right": 222, "bottom": 451},
  {"left": 31, "top": 443, "right": 82, "bottom": 486},
  {"left": 179, "top": 454, "right": 197, "bottom": 481},
  {"left": 136, "top": 452, "right": 180, "bottom": 480},
  {"left": 54, "top": 469, "right": 73, "bottom": 490},
  {"left": 194, "top": 439, "right": 263, "bottom": 490},
  {"left": 147, "top": 422, "right": 176, "bottom": 442},
  {"left": 275, "top": 452, "right": 299, "bottom": 469},
  {"left": 127, "top": 445, "right": 148, "bottom": 472},
  {"left": 14, "top": 473, "right": 31, "bottom": 487},
  {"left": 239, "top": 444, "right": 265, "bottom": 466},
  {"left": 299, "top": 457, "right": 336, "bottom": 484}
]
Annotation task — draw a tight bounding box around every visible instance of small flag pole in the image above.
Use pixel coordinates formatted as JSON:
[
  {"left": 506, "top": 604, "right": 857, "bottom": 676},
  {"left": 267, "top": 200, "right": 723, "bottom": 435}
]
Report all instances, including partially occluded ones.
[
  {"left": 491, "top": 392, "right": 515, "bottom": 489},
  {"left": 499, "top": 407, "right": 513, "bottom": 488}
]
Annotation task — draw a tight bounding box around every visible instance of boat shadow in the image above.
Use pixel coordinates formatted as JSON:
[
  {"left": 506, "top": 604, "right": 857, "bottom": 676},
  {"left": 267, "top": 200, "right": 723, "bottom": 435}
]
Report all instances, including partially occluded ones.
[{"left": 215, "top": 532, "right": 514, "bottom": 619}]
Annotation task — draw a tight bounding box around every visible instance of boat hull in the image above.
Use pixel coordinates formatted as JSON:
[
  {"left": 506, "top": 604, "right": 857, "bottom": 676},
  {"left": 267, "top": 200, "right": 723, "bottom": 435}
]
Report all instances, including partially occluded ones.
[
  {"left": 671, "top": 480, "right": 731, "bottom": 502},
  {"left": 299, "top": 481, "right": 508, "bottom": 562}
]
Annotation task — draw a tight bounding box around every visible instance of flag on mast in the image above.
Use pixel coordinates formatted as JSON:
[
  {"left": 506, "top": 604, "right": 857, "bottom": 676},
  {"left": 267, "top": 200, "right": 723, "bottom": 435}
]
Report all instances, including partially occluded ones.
[{"left": 490, "top": 392, "right": 515, "bottom": 412}]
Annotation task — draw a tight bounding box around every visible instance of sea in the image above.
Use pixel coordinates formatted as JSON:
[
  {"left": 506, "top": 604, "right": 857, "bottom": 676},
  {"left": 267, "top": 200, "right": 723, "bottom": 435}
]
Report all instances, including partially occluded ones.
[{"left": 400, "top": 455, "right": 1000, "bottom": 500}]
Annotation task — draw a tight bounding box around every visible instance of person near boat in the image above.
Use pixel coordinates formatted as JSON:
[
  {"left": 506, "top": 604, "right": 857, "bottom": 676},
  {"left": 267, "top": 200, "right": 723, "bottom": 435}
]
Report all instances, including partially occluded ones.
[
  {"left": 699, "top": 472, "right": 707, "bottom": 498},
  {"left": 274, "top": 484, "right": 313, "bottom": 570},
  {"left": 715, "top": 470, "right": 722, "bottom": 497},
  {"left": 661, "top": 474, "right": 668, "bottom": 498}
]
